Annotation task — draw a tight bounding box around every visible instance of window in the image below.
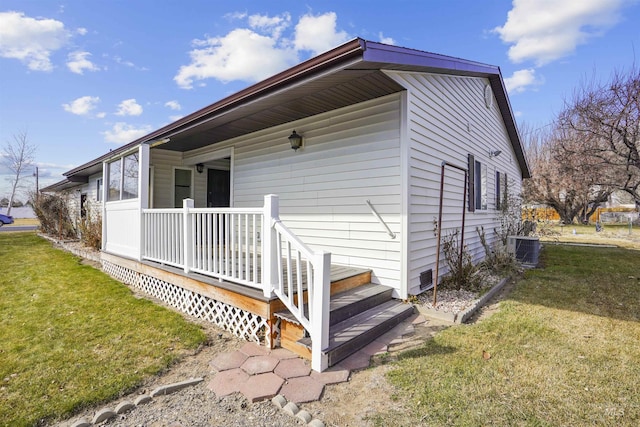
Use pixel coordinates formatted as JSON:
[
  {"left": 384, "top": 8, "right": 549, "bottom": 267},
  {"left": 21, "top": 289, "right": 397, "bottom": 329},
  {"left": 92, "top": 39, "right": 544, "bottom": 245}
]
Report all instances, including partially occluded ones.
[
  {"left": 107, "top": 159, "right": 121, "bottom": 202},
  {"left": 174, "top": 168, "right": 192, "bottom": 207},
  {"left": 468, "top": 154, "right": 487, "bottom": 211},
  {"left": 122, "top": 153, "right": 139, "bottom": 200},
  {"left": 107, "top": 152, "right": 139, "bottom": 201},
  {"left": 96, "top": 178, "right": 102, "bottom": 202}
]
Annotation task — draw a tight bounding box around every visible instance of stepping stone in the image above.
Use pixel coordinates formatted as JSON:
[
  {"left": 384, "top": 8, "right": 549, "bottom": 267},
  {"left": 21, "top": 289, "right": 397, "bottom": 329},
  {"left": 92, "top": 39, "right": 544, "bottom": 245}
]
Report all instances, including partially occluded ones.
[
  {"left": 210, "top": 350, "right": 248, "bottom": 372},
  {"left": 240, "top": 372, "right": 284, "bottom": 402},
  {"left": 337, "top": 351, "right": 370, "bottom": 371},
  {"left": 274, "top": 358, "right": 311, "bottom": 379},
  {"left": 280, "top": 376, "right": 324, "bottom": 403},
  {"left": 360, "top": 339, "right": 388, "bottom": 356},
  {"left": 269, "top": 347, "right": 298, "bottom": 360},
  {"left": 310, "top": 366, "right": 350, "bottom": 385},
  {"left": 208, "top": 368, "right": 249, "bottom": 397},
  {"left": 239, "top": 342, "right": 268, "bottom": 357},
  {"left": 241, "top": 355, "right": 279, "bottom": 375}
]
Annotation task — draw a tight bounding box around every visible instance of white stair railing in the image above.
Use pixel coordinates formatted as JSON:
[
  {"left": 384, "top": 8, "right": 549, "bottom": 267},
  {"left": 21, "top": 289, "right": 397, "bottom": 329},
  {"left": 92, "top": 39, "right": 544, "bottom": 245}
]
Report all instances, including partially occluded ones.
[
  {"left": 141, "top": 195, "right": 331, "bottom": 371},
  {"left": 262, "top": 195, "right": 331, "bottom": 372}
]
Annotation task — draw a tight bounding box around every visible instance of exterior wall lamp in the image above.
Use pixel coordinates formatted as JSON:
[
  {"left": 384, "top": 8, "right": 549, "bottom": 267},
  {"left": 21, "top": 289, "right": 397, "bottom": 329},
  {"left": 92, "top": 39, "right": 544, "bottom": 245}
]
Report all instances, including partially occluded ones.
[
  {"left": 489, "top": 149, "right": 502, "bottom": 158},
  {"left": 196, "top": 163, "right": 204, "bottom": 173},
  {"left": 288, "top": 130, "right": 303, "bottom": 151}
]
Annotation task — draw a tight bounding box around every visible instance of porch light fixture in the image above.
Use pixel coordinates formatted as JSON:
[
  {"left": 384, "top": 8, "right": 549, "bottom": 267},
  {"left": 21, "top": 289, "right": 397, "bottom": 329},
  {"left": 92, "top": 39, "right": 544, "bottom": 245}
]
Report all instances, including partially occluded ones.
[
  {"left": 489, "top": 149, "right": 502, "bottom": 158},
  {"left": 196, "top": 163, "right": 204, "bottom": 173},
  {"left": 288, "top": 130, "right": 303, "bottom": 151}
]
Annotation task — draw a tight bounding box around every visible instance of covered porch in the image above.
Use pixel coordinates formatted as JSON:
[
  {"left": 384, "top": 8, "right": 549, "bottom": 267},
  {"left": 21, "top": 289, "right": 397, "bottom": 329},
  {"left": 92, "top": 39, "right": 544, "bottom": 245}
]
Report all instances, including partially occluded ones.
[{"left": 100, "top": 143, "right": 411, "bottom": 372}]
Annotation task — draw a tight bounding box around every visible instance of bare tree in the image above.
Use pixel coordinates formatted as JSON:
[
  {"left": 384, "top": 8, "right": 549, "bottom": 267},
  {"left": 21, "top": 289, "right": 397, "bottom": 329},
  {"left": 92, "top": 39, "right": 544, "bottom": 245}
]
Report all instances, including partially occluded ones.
[
  {"left": 522, "top": 123, "right": 612, "bottom": 224},
  {"left": 1, "top": 131, "right": 37, "bottom": 216},
  {"left": 557, "top": 64, "right": 640, "bottom": 205}
]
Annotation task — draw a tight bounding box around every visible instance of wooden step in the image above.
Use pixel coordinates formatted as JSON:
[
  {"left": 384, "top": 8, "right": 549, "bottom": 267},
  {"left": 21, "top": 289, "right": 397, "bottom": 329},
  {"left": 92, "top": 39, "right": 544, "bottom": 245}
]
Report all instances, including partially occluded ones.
[
  {"left": 299, "top": 299, "right": 414, "bottom": 367},
  {"left": 329, "top": 283, "right": 393, "bottom": 326},
  {"left": 274, "top": 283, "right": 392, "bottom": 326}
]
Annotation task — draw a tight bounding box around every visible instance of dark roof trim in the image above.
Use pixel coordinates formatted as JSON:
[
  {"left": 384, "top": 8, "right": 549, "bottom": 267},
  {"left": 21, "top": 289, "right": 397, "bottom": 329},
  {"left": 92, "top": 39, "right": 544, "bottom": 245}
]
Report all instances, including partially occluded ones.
[
  {"left": 40, "top": 178, "right": 82, "bottom": 193},
  {"left": 64, "top": 39, "right": 366, "bottom": 177},
  {"left": 361, "top": 40, "right": 500, "bottom": 75},
  {"left": 62, "top": 37, "right": 529, "bottom": 179}
]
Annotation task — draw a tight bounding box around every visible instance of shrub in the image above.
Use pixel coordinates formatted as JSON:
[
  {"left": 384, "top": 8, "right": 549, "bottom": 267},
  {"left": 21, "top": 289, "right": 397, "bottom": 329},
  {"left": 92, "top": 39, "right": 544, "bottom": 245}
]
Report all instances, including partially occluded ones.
[
  {"left": 78, "top": 200, "right": 102, "bottom": 250},
  {"left": 31, "top": 192, "right": 76, "bottom": 239},
  {"left": 477, "top": 226, "right": 519, "bottom": 275},
  {"left": 439, "top": 228, "right": 485, "bottom": 292}
]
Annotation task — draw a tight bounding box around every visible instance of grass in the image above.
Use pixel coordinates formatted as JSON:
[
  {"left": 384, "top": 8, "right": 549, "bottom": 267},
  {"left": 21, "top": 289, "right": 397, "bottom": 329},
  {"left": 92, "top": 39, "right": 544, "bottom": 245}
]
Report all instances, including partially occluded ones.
[
  {"left": 378, "top": 241, "right": 640, "bottom": 426},
  {"left": 0, "top": 232, "right": 207, "bottom": 426},
  {"left": 545, "top": 223, "right": 640, "bottom": 249}
]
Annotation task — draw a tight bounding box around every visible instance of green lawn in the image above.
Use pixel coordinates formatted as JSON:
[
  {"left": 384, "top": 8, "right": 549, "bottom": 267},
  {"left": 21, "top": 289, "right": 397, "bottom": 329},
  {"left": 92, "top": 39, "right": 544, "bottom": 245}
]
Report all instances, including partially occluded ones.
[
  {"left": 0, "top": 232, "right": 207, "bottom": 426},
  {"left": 379, "top": 243, "right": 640, "bottom": 426}
]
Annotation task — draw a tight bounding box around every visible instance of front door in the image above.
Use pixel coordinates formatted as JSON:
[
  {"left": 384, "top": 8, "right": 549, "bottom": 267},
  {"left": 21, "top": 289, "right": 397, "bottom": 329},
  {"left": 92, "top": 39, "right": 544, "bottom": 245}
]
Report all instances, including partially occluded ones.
[{"left": 207, "top": 168, "right": 230, "bottom": 207}]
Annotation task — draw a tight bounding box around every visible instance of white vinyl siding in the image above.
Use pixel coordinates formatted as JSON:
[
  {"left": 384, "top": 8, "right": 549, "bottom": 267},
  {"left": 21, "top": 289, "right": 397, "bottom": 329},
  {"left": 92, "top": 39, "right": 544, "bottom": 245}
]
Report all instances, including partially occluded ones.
[
  {"left": 173, "top": 94, "right": 404, "bottom": 291},
  {"left": 385, "top": 71, "right": 523, "bottom": 295},
  {"left": 149, "top": 149, "right": 182, "bottom": 208}
]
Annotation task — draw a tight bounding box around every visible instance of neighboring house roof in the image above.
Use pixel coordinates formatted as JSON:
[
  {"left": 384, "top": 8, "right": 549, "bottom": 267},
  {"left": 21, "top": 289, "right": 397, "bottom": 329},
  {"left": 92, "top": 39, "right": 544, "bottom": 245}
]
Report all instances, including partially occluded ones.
[{"left": 50, "top": 38, "right": 530, "bottom": 189}]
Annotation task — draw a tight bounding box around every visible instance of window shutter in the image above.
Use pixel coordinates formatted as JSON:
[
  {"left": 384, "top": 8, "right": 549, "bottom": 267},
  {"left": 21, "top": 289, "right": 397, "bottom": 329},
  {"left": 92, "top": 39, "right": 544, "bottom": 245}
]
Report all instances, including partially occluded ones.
[
  {"left": 468, "top": 154, "right": 475, "bottom": 212},
  {"left": 495, "top": 171, "right": 501, "bottom": 210},
  {"left": 503, "top": 172, "right": 508, "bottom": 208}
]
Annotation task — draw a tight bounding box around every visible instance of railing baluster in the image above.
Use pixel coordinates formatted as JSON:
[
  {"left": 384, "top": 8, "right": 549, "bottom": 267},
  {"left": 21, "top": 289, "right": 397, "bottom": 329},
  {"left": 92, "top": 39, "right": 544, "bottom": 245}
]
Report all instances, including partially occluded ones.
[
  {"left": 236, "top": 214, "right": 242, "bottom": 280},
  {"left": 296, "top": 250, "right": 303, "bottom": 318},
  {"left": 276, "top": 233, "right": 283, "bottom": 294},
  {"left": 244, "top": 214, "right": 249, "bottom": 281},
  {"left": 225, "top": 213, "right": 230, "bottom": 277},
  {"left": 286, "top": 240, "right": 293, "bottom": 308},
  {"left": 252, "top": 214, "right": 258, "bottom": 283}
]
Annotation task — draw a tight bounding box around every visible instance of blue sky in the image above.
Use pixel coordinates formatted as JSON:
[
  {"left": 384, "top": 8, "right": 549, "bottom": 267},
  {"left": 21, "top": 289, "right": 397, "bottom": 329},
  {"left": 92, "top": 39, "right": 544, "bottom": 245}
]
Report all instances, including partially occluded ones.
[{"left": 1, "top": 0, "right": 639, "bottom": 200}]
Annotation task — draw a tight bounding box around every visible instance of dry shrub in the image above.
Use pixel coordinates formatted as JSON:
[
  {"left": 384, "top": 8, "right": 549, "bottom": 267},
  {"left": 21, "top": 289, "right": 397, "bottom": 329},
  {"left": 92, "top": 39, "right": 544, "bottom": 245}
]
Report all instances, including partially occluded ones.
[{"left": 32, "top": 193, "right": 76, "bottom": 239}]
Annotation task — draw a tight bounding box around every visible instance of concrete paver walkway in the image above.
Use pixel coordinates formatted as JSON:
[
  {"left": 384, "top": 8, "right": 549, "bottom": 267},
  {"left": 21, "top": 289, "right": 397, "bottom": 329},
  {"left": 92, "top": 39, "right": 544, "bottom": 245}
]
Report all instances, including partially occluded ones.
[{"left": 207, "top": 313, "right": 427, "bottom": 404}]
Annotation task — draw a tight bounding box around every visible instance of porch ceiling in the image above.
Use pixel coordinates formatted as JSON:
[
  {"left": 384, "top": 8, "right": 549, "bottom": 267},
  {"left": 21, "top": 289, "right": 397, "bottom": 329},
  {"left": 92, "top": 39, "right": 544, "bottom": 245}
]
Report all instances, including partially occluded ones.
[{"left": 160, "top": 70, "right": 405, "bottom": 152}]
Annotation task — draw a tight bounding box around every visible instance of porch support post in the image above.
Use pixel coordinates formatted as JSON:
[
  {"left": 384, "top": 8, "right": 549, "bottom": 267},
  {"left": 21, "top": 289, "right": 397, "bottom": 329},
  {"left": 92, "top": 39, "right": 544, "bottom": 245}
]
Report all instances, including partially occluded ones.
[
  {"left": 138, "top": 143, "right": 150, "bottom": 262},
  {"left": 311, "top": 251, "right": 331, "bottom": 372},
  {"left": 262, "top": 194, "right": 279, "bottom": 298},
  {"left": 101, "top": 161, "right": 108, "bottom": 252},
  {"left": 183, "top": 198, "right": 194, "bottom": 274}
]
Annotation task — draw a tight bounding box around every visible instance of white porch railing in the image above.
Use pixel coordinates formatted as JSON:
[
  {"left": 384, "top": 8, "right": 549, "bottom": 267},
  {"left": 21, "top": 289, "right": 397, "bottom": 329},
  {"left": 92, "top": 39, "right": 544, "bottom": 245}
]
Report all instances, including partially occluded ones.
[{"left": 141, "top": 194, "right": 330, "bottom": 371}]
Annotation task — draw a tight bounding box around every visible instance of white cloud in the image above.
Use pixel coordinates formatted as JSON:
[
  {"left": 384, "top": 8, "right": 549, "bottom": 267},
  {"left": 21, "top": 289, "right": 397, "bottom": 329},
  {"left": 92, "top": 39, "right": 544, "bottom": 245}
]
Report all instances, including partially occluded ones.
[
  {"left": 165, "top": 100, "right": 181, "bottom": 111},
  {"left": 378, "top": 32, "right": 396, "bottom": 45},
  {"left": 504, "top": 68, "right": 544, "bottom": 93},
  {"left": 62, "top": 96, "right": 100, "bottom": 115},
  {"left": 115, "top": 99, "right": 143, "bottom": 116},
  {"left": 0, "top": 11, "right": 70, "bottom": 71},
  {"left": 169, "top": 115, "right": 184, "bottom": 121},
  {"left": 248, "top": 12, "right": 291, "bottom": 38},
  {"left": 494, "top": 0, "right": 627, "bottom": 65},
  {"left": 174, "top": 27, "right": 298, "bottom": 89},
  {"left": 174, "top": 11, "right": 350, "bottom": 89},
  {"left": 66, "top": 51, "right": 100, "bottom": 74},
  {"left": 76, "top": 27, "right": 88, "bottom": 36},
  {"left": 293, "top": 12, "right": 350, "bottom": 55},
  {"left": 103, "top": 122, "right": 152, "bottom": 144}
]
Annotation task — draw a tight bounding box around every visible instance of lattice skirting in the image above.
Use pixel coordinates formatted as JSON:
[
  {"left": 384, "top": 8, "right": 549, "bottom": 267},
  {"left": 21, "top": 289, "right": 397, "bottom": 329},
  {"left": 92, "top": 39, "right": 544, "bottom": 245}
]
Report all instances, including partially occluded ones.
[{"left": 102, "top": 260, "right": 271, "bottom": 347}]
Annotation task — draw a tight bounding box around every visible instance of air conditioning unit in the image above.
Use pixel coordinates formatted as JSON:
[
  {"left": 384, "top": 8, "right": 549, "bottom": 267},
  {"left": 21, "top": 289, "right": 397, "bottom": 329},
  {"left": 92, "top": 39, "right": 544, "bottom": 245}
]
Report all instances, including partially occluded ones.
[{"left": 507, "top": 236, "right": 541, "bottom": 266}]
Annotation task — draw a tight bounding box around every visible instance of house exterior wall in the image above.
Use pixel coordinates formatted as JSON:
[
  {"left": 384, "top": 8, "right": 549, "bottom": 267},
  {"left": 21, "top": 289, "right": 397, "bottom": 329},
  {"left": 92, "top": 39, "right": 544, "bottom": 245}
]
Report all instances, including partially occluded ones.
[
  {"left": 151, "top": 94, "right": 404, "bottom": 292},
  {"left": 65, "top": 172, "right": 103, "bottom": 227},
  {"left": 385, "top": 71, "right": 524, "bottom": 295}
]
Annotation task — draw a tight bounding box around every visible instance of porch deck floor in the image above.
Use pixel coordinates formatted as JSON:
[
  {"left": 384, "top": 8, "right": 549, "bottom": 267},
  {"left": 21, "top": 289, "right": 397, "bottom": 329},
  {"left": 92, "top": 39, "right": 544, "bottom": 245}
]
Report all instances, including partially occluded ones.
[{"left": 141, "top": 258, "right": 369, "bottom": 302}]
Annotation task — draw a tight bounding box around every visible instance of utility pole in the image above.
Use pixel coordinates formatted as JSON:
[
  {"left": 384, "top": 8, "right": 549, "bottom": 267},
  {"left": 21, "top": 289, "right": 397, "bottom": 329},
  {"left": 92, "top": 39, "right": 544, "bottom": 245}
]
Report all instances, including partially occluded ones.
[{"left": 33, "top": 166, "right": 39, "bottom": 201}]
